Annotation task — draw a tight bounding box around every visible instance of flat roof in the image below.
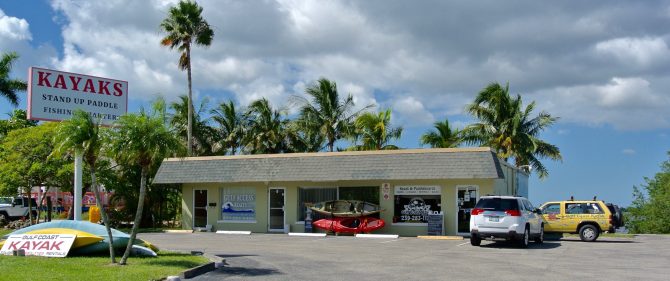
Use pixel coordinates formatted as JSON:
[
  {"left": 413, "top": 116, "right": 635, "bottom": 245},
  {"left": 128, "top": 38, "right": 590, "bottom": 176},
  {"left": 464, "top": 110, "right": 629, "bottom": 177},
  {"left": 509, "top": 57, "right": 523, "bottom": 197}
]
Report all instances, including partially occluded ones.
[{"left": 153, "top": 147, "right": 504, "bottom": 184}]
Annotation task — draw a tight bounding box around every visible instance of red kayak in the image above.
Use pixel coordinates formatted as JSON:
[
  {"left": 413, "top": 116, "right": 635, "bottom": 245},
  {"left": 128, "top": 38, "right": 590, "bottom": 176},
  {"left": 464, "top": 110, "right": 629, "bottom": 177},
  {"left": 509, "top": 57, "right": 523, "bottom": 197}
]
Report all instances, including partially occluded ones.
[{"left": 313, "top": 216, "right": 385, "bottom": 234}]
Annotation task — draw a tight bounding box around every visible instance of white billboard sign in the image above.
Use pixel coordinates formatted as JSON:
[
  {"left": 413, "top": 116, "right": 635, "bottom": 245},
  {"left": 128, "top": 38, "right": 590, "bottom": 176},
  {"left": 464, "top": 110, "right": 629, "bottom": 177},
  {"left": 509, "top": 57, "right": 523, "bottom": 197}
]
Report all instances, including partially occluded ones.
[
  {"left": 0, "top": 234, "right": 76, "bottom": 257},
  {"left": 394, "top": 185, "right": 441, "bottom": 195},
  {"left": 27, "top": 67, "right": 128, "bottom": 125}
]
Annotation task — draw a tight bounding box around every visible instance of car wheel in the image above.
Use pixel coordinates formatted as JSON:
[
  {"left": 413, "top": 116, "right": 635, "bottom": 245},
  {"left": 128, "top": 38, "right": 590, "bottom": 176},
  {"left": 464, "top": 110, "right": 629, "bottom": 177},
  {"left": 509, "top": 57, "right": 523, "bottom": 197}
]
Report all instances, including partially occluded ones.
[
  {"left": 519, "top": 226, "right": 529, "bottom": 248},
  {"left": 470, "top": 235, "right": 482, "bottom": 246},
  {"left": 579, "top": 224, "right": 599, "bottom": 242},
  {"left": 534, "top": 225, "right": 544, "bottom": 244}
]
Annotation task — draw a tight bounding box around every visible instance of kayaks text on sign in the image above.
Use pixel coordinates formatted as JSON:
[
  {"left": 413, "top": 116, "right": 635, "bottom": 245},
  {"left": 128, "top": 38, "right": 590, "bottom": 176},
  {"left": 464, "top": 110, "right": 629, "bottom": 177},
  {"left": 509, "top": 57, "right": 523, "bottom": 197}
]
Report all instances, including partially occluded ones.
[
  {"left": 0, "top": 234, "right": 76, "bottom": 257},
  {"left": 27, "top": 67, "right": 128, "bottom": 125}
]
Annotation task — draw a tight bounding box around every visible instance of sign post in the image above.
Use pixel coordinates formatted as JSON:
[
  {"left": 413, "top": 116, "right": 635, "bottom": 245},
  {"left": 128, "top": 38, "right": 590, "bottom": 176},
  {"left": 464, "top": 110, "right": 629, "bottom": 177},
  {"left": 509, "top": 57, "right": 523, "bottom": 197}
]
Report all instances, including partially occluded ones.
[
  {"left": 27, "top": 67, "right": 128, "bottom": 221},
  {"left": 74, "top": 152, "right": 83, "bottom": 221}
]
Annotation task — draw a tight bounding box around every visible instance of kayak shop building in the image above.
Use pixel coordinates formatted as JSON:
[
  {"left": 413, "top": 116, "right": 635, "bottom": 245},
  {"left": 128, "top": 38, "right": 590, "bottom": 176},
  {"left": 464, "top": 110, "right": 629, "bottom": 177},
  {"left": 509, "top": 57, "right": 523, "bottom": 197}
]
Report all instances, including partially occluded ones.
[{"left": 153, "top": 147, "right": 528, "bottom": 236}]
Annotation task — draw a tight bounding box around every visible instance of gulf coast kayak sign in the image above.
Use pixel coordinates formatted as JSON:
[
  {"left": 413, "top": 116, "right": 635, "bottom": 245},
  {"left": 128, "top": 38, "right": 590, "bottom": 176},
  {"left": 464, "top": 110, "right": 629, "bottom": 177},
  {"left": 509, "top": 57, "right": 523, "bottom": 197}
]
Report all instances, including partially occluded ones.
[
  {"left": 27, "top": 67, "right": 128, "bottom": 125},
  {"left": 0, "top": 234, "right": 76, "bottom": 257}
]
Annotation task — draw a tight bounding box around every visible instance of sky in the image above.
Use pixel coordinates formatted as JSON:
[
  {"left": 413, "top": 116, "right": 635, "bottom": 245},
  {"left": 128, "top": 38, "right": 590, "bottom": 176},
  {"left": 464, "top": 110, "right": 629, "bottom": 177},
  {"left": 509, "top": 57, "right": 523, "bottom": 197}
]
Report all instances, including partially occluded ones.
[{"left": 1, "top": 0, "right": 669, "bottom": 207}]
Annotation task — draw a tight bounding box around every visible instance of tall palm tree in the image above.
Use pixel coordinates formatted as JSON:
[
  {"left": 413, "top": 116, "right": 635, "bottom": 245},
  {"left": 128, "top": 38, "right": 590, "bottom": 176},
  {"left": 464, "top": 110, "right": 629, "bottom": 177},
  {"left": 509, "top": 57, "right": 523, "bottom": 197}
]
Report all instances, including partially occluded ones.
[
  {"left": 210, "top": 100, "right": 246, "bottom": 155},
  {"left": 420, "top": 118, "right": 463, "bottom": 148},
  {"left": 0, "top": 51, "right": 27, "bottom": 106},
  {"left": 53, "top": 109, "right": 116, "bottom": 263},
  {"left": 169, "top": 95, "right": 215, "bottom": 156},
  {"left": 462, "top": 82, "right": 562, "bottom": 178},
  {"left": 109, "top": 99, "right": 183, "bottom": 265},
  {"left": 348, "top": 109, "right": 403, "bottom": 150},
  {"left": 160, "top": 0, "right": 214, "bottom": 156},
  {"left": 293, "top": 78, "right": 372, "bottom": 152},
  {"left": 284, "top": 119, "right": 324, "bottom": 152},
  {"left": 243, "top": 98, "right": 288, "bottom": 154}
]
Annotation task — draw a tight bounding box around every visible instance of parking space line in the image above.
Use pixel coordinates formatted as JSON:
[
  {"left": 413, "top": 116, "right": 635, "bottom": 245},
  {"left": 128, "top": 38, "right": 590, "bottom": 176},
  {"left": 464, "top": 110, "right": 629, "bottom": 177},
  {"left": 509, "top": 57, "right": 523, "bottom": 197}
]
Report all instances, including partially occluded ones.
[{"left": 456, "top": 242, "right": 470, "bottom": 247}]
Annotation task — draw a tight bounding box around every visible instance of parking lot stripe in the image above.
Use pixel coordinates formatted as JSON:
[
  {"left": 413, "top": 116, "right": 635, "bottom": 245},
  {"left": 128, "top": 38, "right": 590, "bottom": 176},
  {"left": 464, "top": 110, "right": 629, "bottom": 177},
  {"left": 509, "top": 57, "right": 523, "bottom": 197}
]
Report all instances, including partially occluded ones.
[{"left": 456, "top": 242, "right": 470, "bottom": 247}]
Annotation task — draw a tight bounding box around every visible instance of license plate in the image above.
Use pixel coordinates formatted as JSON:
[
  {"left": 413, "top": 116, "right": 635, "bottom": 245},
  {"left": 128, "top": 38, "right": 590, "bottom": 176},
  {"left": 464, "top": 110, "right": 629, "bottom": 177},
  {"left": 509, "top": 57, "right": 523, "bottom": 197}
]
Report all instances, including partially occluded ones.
[{"left": 488, "top": 216, "right": 500, "bottom": 222}]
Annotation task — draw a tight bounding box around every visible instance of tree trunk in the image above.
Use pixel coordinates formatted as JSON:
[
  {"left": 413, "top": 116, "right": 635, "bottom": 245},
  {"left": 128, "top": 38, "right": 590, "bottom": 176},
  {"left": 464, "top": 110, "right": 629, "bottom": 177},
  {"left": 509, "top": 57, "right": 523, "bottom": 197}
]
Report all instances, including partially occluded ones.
[
  {"left": 90, "top": 163, "right": 116, "bottom": 263},
  {"left": 186, "top": 45, "right": 193, "bottom": 156},
  {"left": 119, "top": 166, "right": 149, "bottom": 265}
]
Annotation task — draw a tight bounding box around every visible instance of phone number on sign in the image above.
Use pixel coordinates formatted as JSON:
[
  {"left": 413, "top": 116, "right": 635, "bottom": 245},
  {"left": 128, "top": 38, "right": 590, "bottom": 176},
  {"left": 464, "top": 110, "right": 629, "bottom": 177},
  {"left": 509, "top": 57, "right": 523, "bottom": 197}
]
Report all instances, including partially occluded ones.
[{"left": 401, "top": 215, "right": 427, "bottom": 221}]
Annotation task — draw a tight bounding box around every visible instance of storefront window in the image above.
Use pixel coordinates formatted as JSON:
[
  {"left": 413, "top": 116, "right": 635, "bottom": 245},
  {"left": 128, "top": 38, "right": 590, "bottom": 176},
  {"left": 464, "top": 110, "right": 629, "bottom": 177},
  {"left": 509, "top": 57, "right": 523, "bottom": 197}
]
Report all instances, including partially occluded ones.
[
  {"left": 393, "top": 185, "right": 441, "bottom": 224},
  {"left": 298, "top": 187, "right": 337, "bottom": 221},
  {"left": 220, "top": 187, "right": 256, "bottom": 223},
  {"left": 339, "top": 186, "right": 379, "bottom": 205}
]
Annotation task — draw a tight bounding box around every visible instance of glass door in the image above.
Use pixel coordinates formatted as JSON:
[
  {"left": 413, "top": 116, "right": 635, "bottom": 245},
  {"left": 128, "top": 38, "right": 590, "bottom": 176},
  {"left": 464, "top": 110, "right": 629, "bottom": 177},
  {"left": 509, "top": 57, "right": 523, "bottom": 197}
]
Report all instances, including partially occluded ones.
[
  {"left": 268, "top": 188, "right": 285, "bottom": 232},
  {"left": 194, "top": 189, "right": 208, "bottom": 228},
  {"left": 457, "top": 186, "right": 478, "bottom": 234}
]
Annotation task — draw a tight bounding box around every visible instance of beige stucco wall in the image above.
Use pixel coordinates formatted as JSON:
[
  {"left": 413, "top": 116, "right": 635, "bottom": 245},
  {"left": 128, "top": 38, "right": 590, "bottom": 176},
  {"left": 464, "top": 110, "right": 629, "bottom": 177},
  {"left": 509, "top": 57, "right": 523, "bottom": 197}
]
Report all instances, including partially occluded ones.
[{"left": 182, "top": 178, "right": 498, "bottom": 236}]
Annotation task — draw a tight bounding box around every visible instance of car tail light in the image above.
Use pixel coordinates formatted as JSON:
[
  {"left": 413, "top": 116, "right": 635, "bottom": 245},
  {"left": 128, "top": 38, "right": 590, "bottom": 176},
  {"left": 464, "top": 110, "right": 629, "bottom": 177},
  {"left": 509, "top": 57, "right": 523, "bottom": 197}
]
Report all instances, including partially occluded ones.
[
  {"left": 609, "top": 215, "right": 613, "bottom": 225},
  {"left": 471, "top": 208, "right": 484, "bottom": 215},
  {"left": 505, "top": 210, "right": 521, "bottom": 216}
]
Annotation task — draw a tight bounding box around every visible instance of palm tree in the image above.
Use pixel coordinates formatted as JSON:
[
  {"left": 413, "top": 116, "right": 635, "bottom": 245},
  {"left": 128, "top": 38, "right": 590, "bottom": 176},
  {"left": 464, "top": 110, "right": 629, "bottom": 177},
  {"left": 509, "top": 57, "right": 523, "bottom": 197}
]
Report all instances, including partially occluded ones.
[
  {"left": 160, "top": 0, "right": 214, "bottom": 156},
  {"left": 462, "top": 82, "right": 562, "bottom": 178},
  {"left": 0, "top": 52, "right": 27, "bottom": 106},
  {"left": 293, "top": 78, "right": 372, "bottom": 152},
  {"left": 243, "top": 98, "right": 288, "bottom": 154},
  {"left": 348, "top": 109, "right": 403, "bottom": 150},
  {"left": 284, "top": 119, "right": 324, "bottom": 152},
  {"left": 109, "top": 98, "right": 183, "bottom": 265},
  {"left": 210, "top": 100, "right": 246, "bottom": 155},
  {"left": 420, "top": 118, "right": 463, "bottom": 148},
  {"left": 169, "top": 95, "right": 216, "bottom": 156},
  {"left": 53, "top": 109, "right": 116, "bottom": 263}
]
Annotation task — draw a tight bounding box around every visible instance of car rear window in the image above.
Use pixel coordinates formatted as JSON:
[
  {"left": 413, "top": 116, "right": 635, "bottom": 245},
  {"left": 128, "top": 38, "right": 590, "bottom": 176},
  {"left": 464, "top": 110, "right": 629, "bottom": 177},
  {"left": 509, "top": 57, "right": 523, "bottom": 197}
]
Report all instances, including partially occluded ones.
[{"left": 475, "top": 198, "right": 519, "bottom": 211}]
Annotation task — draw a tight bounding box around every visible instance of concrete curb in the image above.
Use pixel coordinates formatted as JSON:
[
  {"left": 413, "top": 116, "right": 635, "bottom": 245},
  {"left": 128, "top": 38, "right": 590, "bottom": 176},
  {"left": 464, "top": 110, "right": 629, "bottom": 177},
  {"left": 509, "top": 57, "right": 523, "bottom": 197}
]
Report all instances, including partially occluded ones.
[
  {"left": 181, "top": 262, "right": 216, "bottom": 279},
  {"left": 417, "top": 236, "right": 464, "bottom": 240},
  {"left": 164, "top": 230, "right": 194, "bottom": 233},
  {"left": 216, "top": 230, "right": 251, "bottom": 235},
  {"left": 288, "top": 232, "right": 327, "bottom": 237},
  {"left": 355, "top": 234, "right": 399, "bottom": 239}
]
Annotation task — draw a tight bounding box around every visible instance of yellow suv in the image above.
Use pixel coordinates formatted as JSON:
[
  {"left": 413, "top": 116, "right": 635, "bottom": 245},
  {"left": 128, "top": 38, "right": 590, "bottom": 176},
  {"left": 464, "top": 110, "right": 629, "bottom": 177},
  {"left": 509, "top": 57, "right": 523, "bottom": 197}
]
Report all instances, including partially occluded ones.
[{"left": 538, "top": 200, "right": 623, "bottom": 242}]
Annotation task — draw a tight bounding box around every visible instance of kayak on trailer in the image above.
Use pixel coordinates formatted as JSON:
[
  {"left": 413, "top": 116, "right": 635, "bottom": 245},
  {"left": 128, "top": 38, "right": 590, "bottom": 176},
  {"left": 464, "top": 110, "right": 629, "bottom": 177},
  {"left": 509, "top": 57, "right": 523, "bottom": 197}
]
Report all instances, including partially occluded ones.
[
  {"left": 0, "top": 220, "right": 158, "bottom": 256},
  {"left": 313, "top": 216, "right": 385, "bottom": 234},
  {"left": 306, "top": 200, "right": 383, "bottom": 217}
]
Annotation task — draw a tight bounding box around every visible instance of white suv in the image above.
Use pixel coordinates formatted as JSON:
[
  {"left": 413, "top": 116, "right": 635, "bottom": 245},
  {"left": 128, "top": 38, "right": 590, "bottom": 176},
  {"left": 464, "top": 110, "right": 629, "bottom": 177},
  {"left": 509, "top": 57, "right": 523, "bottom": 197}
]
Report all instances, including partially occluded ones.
[{"left": 469, "top": 196, "right": 544, "bottom": 248}]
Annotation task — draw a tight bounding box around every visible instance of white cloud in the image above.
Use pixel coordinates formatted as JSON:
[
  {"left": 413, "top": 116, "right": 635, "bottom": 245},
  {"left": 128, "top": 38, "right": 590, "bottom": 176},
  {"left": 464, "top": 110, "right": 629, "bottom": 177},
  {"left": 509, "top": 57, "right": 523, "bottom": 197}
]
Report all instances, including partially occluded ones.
[
  {"left": 595, "top": 37, "right": 670, "bottom": 67},
  {"left": 32, "top": 0, "right": 670, "bottom": 132},
  {"left": 621, "top": 149, "right": 636, "bottom": 155},
  {"left": 557, "top": 129, "right": 570, "bottom": 135},
  {"left": 392, "top": 96, "right": 434, "bottom": 128},
  {"left": 0, "top": 9, "right": 31, "bottom": 41},
  {"left": 533, "top": 77, "right": 670, "bottom": 130}
]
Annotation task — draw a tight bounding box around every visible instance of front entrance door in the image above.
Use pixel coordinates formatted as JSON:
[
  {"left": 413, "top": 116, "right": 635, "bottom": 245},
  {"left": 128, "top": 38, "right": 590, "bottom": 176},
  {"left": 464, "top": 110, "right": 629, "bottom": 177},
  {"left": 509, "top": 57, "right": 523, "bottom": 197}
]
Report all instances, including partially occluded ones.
[
  {"left": 268, "top": 187, "right": 285, "bottom": 232},
  {"left": 194, "top": 189, "right": 208, "bottom": 228},
  {"left": 457, "top": 186, "right": 478, "bottom": 234}
]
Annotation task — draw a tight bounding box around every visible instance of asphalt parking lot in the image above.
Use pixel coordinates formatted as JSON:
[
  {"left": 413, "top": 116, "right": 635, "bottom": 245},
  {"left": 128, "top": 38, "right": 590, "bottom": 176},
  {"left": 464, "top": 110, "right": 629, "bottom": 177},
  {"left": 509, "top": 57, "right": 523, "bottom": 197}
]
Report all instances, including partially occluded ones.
[{"left": 138, "top": 232, "right": 670, "bottom": 281}]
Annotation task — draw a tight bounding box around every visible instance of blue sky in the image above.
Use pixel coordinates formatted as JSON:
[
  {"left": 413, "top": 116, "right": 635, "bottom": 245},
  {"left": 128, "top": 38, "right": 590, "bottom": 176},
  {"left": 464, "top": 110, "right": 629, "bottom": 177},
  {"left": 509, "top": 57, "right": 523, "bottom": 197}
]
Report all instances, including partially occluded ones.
[{"left": 2, "top": 0, "right": 670, "bottom": 207}]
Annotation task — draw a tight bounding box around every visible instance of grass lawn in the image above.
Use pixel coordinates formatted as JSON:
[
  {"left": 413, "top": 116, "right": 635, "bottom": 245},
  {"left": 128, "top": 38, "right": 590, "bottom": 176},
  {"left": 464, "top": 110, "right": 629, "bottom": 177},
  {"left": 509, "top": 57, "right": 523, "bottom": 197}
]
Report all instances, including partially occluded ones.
[
  {"left": 0, "top": 251, "right": 210, "bottom": 281},
  {"left": 1, "top": 226, "right": 209, "bottom": 281}
]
